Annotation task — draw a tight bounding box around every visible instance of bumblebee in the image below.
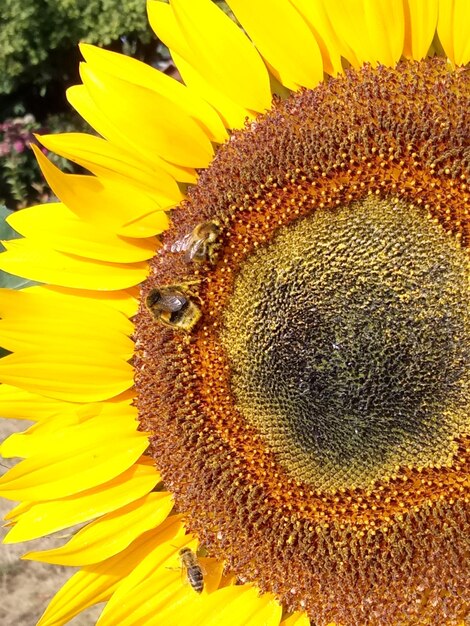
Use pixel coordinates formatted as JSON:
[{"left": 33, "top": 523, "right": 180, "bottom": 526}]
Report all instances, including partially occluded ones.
[
  {"left": 171, "top": 220, "right": 221, "bottom": 264},
  {"left": 146, "top": 286, "right": 201, "bottom": 332}
]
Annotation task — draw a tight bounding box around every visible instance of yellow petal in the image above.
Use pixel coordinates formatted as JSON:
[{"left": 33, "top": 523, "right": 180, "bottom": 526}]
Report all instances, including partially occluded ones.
[
  {"left": 0, "top": 428, "right": 148, "bottom": 501},
  {"left": 33, "top": 146, "right": 170, "bottom": 238},
  {"left": 7, "top": 202, "right": 158, "bottom": 263},
  {"left": 0, "top": 350, "right": 134, "bottom": 402},
  {"left": 36, "top": 518, "right": 185, "bottom": 626},
  {"left": 0, "top": 239, "right": 148, "bottom": 290},
  {"left": 80, "top": 63, "right": 214, "bottom": 169},
  {"left": 66, "top": 85, "right": 197, "bottom": 183},
  {"left": 365, "top": 0, "right": 406, "bottom": 66},
  {"left": 4, "top": 460, "right": 160, "bottom": 541},
  {"left": 38, "top": 132, "right": 183, "bottom": 206},
  {"left": 23, "top": 492, "right": 173, "bottom": 564},
  {"left": 147, "top": 3, "right": 251, "bottom": 127},
  {"left": 227, "top": 0, "right": 324, "bottom": 90},
  {"left": 0, "top": 384, "right": 74, "bottom": 420},
  {"left": 172, "top": 51, "right": 253, "bottom": 129},
  {"left": 403, "top": 0, "right": 438, "bottom": 60},
  {"left": 79, "top": 43, "right": 227, "bottom": 144},
  {"left": 438, "top": 0, "right": 470, "bottom": 65},
  {"left": 0, "top": 317, "right": 133, "bottom": 357},
  {"left": 325, "top": 0, "right": 405, "bottom": 67},
  {"left": 1, "top": 401, "right": 138, "bottom": 458},
  {"left": 288, "top": 0, "right": 344, "bottom": 76},
  {"left": 152, "top": 557, "right": 225, "bottom": 626},
  {"left": 40, "top": 285, "right": 138, "bottom": 318},
  {"left": 177, "top": 584, "right": 282, "bottom": 626},
  {"left": 97, "top": 568, "right": 198, "bottom": 626},
  {"left": 0, "top": 287, "right": 133, "bottom": 335},
  {"left": 147, "top": 0, "right": 272, "bottom": 114}
]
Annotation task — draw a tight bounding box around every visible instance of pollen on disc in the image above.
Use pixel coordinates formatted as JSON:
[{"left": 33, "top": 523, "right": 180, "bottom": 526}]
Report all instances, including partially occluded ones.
[{"left": 221, "top": 197, "right": 470, "bottom": 491}]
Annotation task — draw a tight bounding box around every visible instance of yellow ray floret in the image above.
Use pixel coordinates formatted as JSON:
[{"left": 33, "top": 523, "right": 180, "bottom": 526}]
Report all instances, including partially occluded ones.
[
  {"left": 36, "top": 517, "right": 186, "bottom": 626},
  {"left": 96, "top": 553, "right": 224, "bottom": 626},
  {"left": 288, "top": 0, "right": 344, "bottom": 76},
  {"left": 147, "top": 0, "right": 272, "bottom": 116},
  {"left": 0, "top": 287, "right": 134, "bottom": 334},
  {"left": 66, "top": 84, "right": 198, "bottom": 184},
  {"left": 3, "top": 459, "right": 160, "bottom": 542},
  {"left": 0, "top": 316, "right": 133, "bottom": 356},
  {"left": 1, "top": 400, "right": 139, "bottom": 459},
  {"left": 33, "top": 147, "right": 171, "bottom": 238},
  {"left": 402, "top": 0, "right": 438, "bottom": 60},
  {"left": 37, "top": 132, "right": 184, "bottom": 206},
  {"left": 6, "top": 203, "right": 159, "bottom": 263},
  {"left": 35, "top": 285, "right": 139, "bottom": 317},
  {"left": 79, "top": 43, "right": 227, "bottom": 144},
  {"left": 0, "top": 287, "right": 134, "bottom": 357},
  {"left": 323, "top": 0, "right": 405, "bottom": 67},
  {"left": 437, "top": 0, "right": 470, "bottom": 65},
  {"left": 79, "top": 63, "right": 214, "bottom": 169},
  {"left": 23, "top": 492, "right": 174, "bottom": 565},
  {"left": 174, "top": 584, "right": 283, "bottom": 626},
  {"left": 0, "top": 422, "right": 148, "bottom": 500},
  {"left": 0, "top": 384, "right": 79, "bottom": 420},
  {"left": 227, "top": 0, "right": 324, "bottom": 90},
  {"left": 0, "top": 239, "right": 149, "bottom": 289}
]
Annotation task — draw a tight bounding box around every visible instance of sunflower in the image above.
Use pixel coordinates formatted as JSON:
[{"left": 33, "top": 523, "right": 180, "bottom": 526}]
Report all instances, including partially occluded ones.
[{"left": 0, "top": 1, "right": 469, "bottom": 625}]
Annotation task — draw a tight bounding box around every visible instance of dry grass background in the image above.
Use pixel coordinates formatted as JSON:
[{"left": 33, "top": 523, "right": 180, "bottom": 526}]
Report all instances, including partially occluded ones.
[{"left": 1, "top": 418, "right": 104, "bottom": 625}]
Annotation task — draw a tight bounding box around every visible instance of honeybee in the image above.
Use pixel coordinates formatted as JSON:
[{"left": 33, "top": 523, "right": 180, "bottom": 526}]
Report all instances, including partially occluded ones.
[
  {"left": 179, "top": 547, "right": 204, "bottom": 594},
  {"left": 171, "top": 220, "right": 221, "bottom": 264},
  {"left": 146, "top": 286, "right": 201, "bottom": 332}
]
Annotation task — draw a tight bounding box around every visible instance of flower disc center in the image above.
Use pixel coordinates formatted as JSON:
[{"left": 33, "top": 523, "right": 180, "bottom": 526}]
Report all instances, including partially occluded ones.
[{"left": 222, "top": 197, "right": 470, "bottom": 490}]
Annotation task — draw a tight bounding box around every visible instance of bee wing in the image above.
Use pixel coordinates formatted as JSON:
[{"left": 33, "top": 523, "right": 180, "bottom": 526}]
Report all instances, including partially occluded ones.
[
  {"left": 184, "top": 236, "right": 207, "bottom": 262},
  {"left": 171, "top": 233, "right": 192, "bottom": 253},
  {"left": 159, "top": 292, "right": 187, "bottom": 312}
]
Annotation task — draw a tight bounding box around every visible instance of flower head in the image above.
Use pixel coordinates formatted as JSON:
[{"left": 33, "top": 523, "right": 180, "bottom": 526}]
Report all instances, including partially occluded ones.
[{"left": 0, "top": 2, "right": 469, "bottom": 625}]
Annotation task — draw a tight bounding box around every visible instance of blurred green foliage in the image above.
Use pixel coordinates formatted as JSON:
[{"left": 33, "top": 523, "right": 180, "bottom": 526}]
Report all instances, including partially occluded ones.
[{"left": 0, "top": 0, "right": 153, "bottom": 97}]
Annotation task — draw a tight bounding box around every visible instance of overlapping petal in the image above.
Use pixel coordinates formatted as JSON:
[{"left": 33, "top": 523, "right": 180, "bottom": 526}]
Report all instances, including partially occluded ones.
[
  {"left": 227, "top": 0, "right": 324, "bottom": 90},
  {"left": 23, "top": 492, "right": 174, "bottom": 564},
  {"left": 147, "top": 0, "right": 272, "bottom": 126},
  {"left": 3, "top": 459, "right": 160, "bottom": 542},
  {"left": 0, "top": 239, "right": 148, "bottom": 289},
  {"left": 79, "top": 43, "right": 227, "bottom": 144},
  {"left": 0, "top": 384, "right": 77, "bottom": 420},
  {"left": 323, "top": 0, "right": 405, "bottom": 67},
  {"left": 66, "top": 84, "right": 198, "bottom": 184},
  {"left": 0, "top": 417, "right": 148, "bottom": 499},
  {"left": 6, "top": 203, "right": 158, "bottom": 263},
  {"left": 38, "top": 133, "right": 183, "bottom": 205},
  {"left": 288, "top": 0, "right": 344, "bottom": 76},
  {"left": 80, "top": 63, "right": 214, "bottom": 169},
  {"left": 32, "top": 147, "right": 171, "bottom": 238},
  {"left": 175, "top": 584, "right": 283, "bottom": 626},
  {"left": 36, "top": 518, "right": 186, "bottom": 626},
  {"left": 403, "top": 0, "right": 438, "bottom": 60}
]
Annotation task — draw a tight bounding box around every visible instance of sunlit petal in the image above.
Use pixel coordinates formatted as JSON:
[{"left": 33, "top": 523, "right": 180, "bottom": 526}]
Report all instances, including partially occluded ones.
[
  {"left": 4, "top": 460, "right": 160, "bottom": 541},
  {"left": 147, "top": 0, "right": 272, "bottom": 114},
  {"left": 227, "top": 0, "right": 324, "bottom": 89},
  {"left": 23, "top": 492, "right": 174, "bottom": 564}
]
